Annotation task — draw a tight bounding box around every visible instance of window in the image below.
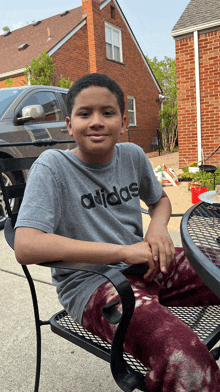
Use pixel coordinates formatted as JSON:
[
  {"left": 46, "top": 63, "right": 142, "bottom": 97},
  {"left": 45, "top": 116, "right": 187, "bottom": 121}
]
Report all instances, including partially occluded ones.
[
  {"left": 105, "top": 23, "right": 122, "bottom": 62},
  {"left": 17, "top": 92, "right": 62, "bottom": 123},
  {"left": 0, "top": 88, "right": 23, "bottom": 119},
  {"left": 128, "top": 96, "right": 136, "bottom": 126},
  {"left": 60, "top": 93, "right": 68, "bottom": 117},
  {"left": 61, "top": 93, "right": 67, "bottom": 106}
]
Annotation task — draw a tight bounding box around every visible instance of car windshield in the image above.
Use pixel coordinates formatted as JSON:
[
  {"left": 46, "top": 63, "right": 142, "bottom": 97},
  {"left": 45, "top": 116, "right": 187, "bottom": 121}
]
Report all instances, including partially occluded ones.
[{"left": 0, "top": 88, "right": 24, "bottom": 119}]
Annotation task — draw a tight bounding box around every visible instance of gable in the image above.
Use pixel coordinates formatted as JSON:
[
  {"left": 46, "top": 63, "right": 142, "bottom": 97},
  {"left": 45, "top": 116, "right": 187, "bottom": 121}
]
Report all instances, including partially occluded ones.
[{"left": 103, "top": 0, "right": 161, "bottom": 92}]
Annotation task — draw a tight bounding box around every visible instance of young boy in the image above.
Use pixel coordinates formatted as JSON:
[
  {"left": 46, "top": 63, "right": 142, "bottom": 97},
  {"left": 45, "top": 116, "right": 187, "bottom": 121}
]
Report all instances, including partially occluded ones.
[{"left": 14, "top": 73, "right": 220, "bottom": 391}]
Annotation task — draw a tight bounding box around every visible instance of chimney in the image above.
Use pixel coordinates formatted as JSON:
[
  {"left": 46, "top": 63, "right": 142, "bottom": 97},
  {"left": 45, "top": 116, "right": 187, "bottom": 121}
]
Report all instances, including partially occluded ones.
[
  {"left": 82, "top": 0, "right": 100, "bottom": 73},
  {"left": 47, "top": 27, "right": 52, "bottom": 41}
]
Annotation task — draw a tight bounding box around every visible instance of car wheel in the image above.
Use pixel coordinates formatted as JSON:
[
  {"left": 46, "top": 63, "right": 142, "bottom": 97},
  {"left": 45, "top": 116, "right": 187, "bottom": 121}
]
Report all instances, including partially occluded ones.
[{"left": 0, "top": 171, "right": 19, "bottom": 230}]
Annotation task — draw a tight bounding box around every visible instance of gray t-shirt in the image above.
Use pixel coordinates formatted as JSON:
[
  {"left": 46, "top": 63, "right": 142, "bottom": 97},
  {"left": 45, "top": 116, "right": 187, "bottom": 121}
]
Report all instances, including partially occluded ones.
[{"left": 15, "top": 142, "right": 162, "bottom": 323}]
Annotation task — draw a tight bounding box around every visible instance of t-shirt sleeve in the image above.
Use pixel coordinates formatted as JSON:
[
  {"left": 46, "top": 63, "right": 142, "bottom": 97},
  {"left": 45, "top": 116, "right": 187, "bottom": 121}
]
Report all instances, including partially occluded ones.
[
  {"left": 15, "top": 161, "right": 61, "bottom": 233},
  {"left": 138, "top": 148, "right": 163, "bottom": 205}
]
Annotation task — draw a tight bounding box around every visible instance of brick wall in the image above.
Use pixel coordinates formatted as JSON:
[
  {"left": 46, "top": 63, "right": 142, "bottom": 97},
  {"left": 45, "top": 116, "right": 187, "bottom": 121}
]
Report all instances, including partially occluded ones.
[
  {"left": 0, "top": 74, "right": 27, "bottom": 89},
  {"left": 52, "top": 24, "right": 89, "bottom": 85},
  {"left": 199, "top": 30, "right": 220, "bottom": 167},
  {"left": 176, "top": 31, "right": 220, "bottom": 167}
]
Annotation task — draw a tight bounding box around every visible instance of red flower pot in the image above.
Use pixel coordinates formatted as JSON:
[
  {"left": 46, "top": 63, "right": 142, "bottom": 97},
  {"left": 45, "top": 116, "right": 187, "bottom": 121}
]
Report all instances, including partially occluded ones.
[{"left": 191, "top": 187, "right": 208, "bottom": 204}]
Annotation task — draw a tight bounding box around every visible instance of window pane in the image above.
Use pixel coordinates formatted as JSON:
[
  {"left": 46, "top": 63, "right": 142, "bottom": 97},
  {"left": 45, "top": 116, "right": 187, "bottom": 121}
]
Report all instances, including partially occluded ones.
[
  {"left": 106, "top": 43, "right": 113, "bottom": 59},
  {"left": 128, "top": 98, "right": 134, "bottom": 111},
  {"left": 0, "top": 88, "right": 23, "bottom": 119},
  {"left": 114, "top": 46, "right": 120, "bottom": 62},
  {"left": 105, "top": 27, "right": 112, "bottom": 43},
  {"left": 61, "top": 93, "right": 67, "bottom": 106},
  {"left": 42, "top": 93, "right": 61, "bottom": 121},
  {"left": 129, "top": 112, "right": 135, "bottom": 125},
  {"left": 113, "top": 30, "right": 119, "bottom": 46},
  {"left": 61, "top": 93, "right": 68, "bottom": 117}
]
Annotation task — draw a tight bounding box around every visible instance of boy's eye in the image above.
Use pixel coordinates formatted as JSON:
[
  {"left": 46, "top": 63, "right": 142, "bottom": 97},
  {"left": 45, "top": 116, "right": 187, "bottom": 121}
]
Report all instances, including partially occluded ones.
[
  {"left": 79, "top": 112, "right": 90, "bottom": 117},
  {"left": 104, "top": 111, "right": 113, "bottom": 116}
]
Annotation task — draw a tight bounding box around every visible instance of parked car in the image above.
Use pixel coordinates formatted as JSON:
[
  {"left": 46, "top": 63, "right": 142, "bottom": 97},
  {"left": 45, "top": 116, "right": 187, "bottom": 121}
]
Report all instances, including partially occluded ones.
[{"left": 0, "top": 85, "right": 75, "bottom": 229}]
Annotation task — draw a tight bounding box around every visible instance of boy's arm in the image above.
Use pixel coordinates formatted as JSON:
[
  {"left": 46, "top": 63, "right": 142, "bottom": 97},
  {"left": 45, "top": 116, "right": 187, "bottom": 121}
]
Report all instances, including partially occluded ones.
[
  {"left": 144, "top": 190, "right": 176, "bottom": 277},
  {"left": 14, "top": 227, "right": 155, "bottom": 271}
]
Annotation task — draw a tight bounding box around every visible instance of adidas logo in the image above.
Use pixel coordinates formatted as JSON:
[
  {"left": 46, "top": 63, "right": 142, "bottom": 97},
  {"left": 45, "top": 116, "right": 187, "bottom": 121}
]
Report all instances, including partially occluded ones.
[{"left": 81, "top": 182, "right": 140, "bottom": 209}]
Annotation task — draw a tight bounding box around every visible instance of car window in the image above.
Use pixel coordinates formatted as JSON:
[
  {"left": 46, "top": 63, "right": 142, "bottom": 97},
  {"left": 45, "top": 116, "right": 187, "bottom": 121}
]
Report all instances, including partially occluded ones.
[
  {"left": 61, "top": 93, "right": 67, "bottom": 106},
  {"left": 17, "top": 91, "right": 62, "bottom": 123},
  {"left": 60, "top": 93, "right": 68, "bottom": 117},
  {"left": 0, "top": 89, "right": 23, "bottom": 119}
]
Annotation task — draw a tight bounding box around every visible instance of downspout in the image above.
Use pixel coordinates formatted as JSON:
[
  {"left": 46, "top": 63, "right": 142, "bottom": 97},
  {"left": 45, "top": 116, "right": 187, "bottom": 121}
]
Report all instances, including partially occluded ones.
[
  {"left": 194, "top": 31, "right": 202, "bottom": 164},
  {"left": 157, "top": 94, "right": 169, "bottom": 149},
  {"left": 161, "top": 100, "right": 164, "bottom": 148}
]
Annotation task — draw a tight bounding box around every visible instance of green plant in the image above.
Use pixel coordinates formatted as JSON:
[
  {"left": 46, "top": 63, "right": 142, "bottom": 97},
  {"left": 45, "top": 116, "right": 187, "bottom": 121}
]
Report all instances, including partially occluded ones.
[
  {"left": 58, "top": 75, "right": 73, "bottom": 89},
  {"left": 25, "top": 49, "right": 56, "bottom": 86},
  {"left": 171, "top": 146, "right": 178, "bottom": 153},
  {"left": 190, "top": 163, "right": 198, "bottom": 167},
  {"left": 178, "top": 167, "right": 220, "bottom": 190},
  {"left": 4, "top": 78, "right": 13, "bottom": 88}
]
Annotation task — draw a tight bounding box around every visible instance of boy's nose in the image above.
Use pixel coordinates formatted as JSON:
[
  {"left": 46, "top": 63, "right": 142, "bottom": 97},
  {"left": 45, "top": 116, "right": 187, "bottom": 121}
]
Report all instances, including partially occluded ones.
[{"left": 90, "top": 112, "right": 104, "bottom": 128}]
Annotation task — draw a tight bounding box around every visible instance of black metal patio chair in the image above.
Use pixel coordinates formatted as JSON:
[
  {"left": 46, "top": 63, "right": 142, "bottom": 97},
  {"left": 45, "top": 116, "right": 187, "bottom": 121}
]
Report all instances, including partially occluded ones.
[{"left": 1, "top": 139, "right": 220, "bottom": 392}]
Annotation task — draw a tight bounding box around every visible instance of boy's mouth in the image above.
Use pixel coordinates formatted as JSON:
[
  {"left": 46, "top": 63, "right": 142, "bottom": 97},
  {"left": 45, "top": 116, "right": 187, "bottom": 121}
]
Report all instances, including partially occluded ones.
[{"left": 87, "top": 134, "right": 108, "bottom": 141}]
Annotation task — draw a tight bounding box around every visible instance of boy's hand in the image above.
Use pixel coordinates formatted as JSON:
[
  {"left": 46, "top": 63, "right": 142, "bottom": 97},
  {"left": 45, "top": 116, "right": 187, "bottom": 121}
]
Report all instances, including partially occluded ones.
[
  {"left": 121, "top": 242, "right": 157, "bottom": 280},
  {"left": 144, "top": 222, "right": 176, "bottom": 275}
]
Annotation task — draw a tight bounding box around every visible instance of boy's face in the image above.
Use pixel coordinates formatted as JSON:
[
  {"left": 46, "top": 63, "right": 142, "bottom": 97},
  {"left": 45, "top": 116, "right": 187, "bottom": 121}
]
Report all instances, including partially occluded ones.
[{"left": 66, "top": 86, "right": 126, "bottom": 164}]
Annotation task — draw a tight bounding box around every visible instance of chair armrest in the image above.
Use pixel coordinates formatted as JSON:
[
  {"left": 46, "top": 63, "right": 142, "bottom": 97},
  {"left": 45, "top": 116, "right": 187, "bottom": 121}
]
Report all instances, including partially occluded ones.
[{"left": 41, "top": 261, "right": 134, "bottom": 327}]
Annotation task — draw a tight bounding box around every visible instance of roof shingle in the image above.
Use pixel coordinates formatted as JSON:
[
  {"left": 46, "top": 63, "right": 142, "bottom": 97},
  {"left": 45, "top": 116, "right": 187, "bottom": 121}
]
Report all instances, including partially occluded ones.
[{"left": 172, "top": 0, "right": 220, "bottom": 35}]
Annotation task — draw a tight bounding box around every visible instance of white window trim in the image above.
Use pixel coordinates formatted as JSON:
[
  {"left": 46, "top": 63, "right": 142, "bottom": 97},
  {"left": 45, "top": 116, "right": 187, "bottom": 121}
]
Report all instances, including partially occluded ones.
[
  {"left": 128, "top": 96, "right": 136, "bottom": 126},
  {"left": 105, "top": 22, "right": 123, "bottom": 63}
]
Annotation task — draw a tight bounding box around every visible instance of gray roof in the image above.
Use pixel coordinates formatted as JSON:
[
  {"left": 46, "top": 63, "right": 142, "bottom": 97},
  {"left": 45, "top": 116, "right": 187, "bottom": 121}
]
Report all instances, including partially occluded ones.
[{"left": 172, "top": 0, "right": 220, "bottom": 35}]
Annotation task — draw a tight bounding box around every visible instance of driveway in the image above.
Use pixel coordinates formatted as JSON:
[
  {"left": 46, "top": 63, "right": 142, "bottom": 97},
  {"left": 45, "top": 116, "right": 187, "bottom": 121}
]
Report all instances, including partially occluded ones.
[{"left": 143, "top": 152, "right": 192, "bottom": 244}]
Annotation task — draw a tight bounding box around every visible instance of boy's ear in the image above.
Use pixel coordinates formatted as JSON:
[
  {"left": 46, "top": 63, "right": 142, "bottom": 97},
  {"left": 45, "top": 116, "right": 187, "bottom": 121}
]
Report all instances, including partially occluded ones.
[
  {"left": 66, "top": 117, "right": 73, "bottom": 137},
  {"left": 120, "top": 116, "right": 126, "bottom": 136}
]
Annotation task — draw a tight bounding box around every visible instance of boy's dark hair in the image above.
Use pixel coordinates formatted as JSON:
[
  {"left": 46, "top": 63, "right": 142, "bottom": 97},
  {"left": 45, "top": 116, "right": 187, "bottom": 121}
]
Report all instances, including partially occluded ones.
[{"left": 66, "top": 73, "right": 125, "bottom": 117}]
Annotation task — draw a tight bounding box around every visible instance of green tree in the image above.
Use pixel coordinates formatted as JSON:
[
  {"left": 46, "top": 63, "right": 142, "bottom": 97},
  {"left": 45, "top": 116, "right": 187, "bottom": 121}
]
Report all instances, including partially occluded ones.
[
  {"left": 58, "top": 75, "right": 73, "bottom": 89},
  {"left": 146, "top": 55, "right": 178, "bottom": 152},
  {"left": 25, "top": 49, "right": 56, "bottom": 86}
]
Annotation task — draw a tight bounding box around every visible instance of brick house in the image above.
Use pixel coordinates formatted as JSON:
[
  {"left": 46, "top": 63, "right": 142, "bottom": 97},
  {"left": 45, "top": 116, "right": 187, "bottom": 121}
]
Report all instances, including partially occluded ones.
[
  {"left": 0, "top": 0, "right": 163, "bottom": 153},
  {"left": 172, "top": 0, "right": 220, "bottom": 168}
]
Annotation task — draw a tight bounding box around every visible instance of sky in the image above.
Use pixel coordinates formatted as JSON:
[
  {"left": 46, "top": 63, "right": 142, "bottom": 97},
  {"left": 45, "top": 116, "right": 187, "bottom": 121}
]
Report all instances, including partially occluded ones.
[{"left": 1, "top": 0, "right": 190, "bottom": 60}]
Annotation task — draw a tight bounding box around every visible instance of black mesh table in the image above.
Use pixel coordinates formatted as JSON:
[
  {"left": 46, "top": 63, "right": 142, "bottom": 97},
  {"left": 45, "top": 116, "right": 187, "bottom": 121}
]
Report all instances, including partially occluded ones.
[{"left": 181, "top": 202, "right": 220, "bottom": 299}]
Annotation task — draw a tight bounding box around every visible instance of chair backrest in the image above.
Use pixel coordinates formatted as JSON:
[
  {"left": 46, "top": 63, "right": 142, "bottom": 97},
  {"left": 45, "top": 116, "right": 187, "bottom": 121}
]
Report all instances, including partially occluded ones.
[
  {"left": 0, "top": 139, "right": 74, "bottom": 228},
  {"left": 0, "top": 156, "right": 37, "bottom": 226}
]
